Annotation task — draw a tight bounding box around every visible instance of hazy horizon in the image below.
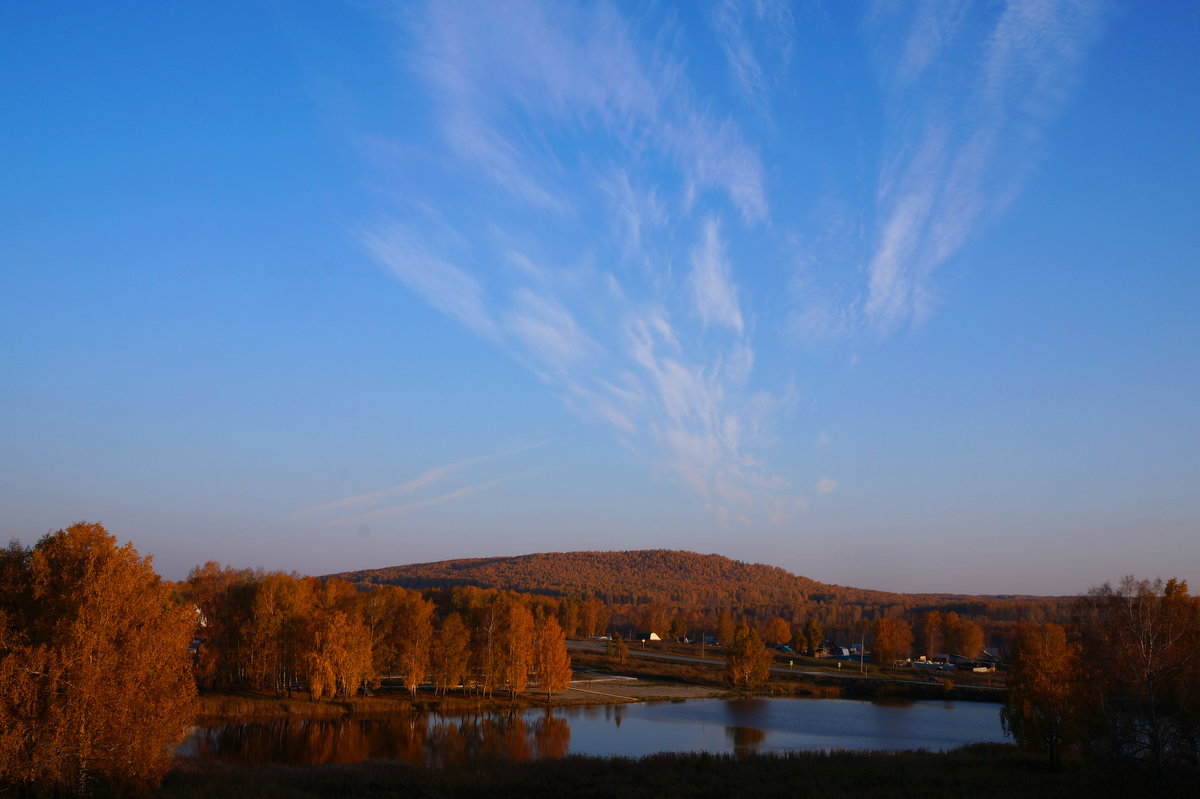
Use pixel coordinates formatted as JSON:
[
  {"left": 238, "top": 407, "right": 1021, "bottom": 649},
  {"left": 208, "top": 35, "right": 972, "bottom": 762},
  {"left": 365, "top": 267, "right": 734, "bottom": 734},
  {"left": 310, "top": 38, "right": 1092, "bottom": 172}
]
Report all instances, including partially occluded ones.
[{"left": 2, "top": 2, "right": 1197, "bottom": 595}]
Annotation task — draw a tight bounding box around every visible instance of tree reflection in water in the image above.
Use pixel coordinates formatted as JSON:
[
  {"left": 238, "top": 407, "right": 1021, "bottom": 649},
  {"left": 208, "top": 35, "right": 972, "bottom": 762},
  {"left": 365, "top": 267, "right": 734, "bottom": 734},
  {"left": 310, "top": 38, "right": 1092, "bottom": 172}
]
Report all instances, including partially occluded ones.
[
  {"left": 189, "top": 711, "right": 572, "bottom": 766},
  {"left": 726, "top": 725, "right": 766, "bottom": 755},
  {"left": 186, "top": 698, "right": 1007, "bottom": 764},
  {"left": 533, "top": 710, "right": 571, "bottom": 759},
  {"left": 426, "top": 719, "right": 469, "bottom": 767}
]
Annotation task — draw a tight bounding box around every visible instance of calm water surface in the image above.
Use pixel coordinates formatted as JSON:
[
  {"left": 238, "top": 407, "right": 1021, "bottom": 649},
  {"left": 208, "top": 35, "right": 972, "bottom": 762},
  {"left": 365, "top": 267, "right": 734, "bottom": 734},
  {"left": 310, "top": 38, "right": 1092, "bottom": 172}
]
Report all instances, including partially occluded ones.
[{"left": 181, "top": 697, "right": 1006, "bottom": 766}]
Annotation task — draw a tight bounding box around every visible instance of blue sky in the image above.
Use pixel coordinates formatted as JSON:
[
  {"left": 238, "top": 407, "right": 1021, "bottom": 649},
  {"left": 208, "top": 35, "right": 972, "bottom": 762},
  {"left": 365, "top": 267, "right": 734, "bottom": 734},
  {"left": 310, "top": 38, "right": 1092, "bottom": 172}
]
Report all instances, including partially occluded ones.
[{"left": 2, "top": 1, "right": 1196, "bottom": 594}]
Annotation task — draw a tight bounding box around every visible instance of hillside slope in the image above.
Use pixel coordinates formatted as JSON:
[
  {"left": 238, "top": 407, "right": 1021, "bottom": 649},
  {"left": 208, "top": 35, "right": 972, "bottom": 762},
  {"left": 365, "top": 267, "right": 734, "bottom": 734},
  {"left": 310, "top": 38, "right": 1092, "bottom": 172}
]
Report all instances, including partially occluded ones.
[{"left": 330, "top": 549, "right": 886, "bottom": 606}]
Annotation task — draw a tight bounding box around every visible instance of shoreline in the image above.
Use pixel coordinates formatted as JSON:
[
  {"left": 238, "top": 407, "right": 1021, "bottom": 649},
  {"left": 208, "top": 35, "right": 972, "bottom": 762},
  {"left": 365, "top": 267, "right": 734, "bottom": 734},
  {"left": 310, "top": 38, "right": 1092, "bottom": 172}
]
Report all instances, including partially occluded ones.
[
  {"left": 193, "top": 676, "right": 730, "bottom": 722},
  {"left": 194, "top": 646, "right": 1005, "bottom": 723},
  {"left": 194, "top": 672, "right": 1000, "bottom": 724}
]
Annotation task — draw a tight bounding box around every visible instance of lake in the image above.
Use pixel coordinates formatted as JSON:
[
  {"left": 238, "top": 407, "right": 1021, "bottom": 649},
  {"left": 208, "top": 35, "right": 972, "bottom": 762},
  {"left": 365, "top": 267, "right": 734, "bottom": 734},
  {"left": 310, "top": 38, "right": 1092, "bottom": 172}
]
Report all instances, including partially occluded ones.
[{"left": 180, "top": 697, "right": 1007, "bottom": 766}]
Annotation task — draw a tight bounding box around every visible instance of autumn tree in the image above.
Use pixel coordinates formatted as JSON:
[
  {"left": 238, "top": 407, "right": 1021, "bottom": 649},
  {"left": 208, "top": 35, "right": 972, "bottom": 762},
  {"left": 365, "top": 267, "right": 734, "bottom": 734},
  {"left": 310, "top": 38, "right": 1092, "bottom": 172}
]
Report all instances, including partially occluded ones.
[
  {"left": 871, "top": 617, "right": 913, "bottom": 667},
  {"left": 717, "top": 608, "right": 736, "bottom": 646},
  {"left": 390, "top": 589, "right": 435, "bottom": 698},
  {"left": 304, "top": 580, "right": 372, "bottom": 699},
  {"left": 470, "top": 593, "right": 506, "bottom": 697},
  {"left": 533, "top": 615, "right": 572, "bottom": 701},
  {"left": 641, "top": 600, "right": 668, "bottom": 637},
  {"left": 726, "top": 622, "right": 771, "bottom": 691},
  {"left": 558, "top": 595, "right": 582, "bottom": 637},
  {"left": 580, "top": 596, "right": 609, "bottom": 637},
  {"left": 496, "top": 594, "right": 535, "bottom": 698},
  {"left": 764, "top": 616, "right": 791, "bottom": 645},
  {"left": 803, "top": 617, "right": 823, "bottom": 654},
  {"left": 918, "top": 610, "right": 942, "bottom": 658},
  {"left": 607, "top": 633, "right": 628, "bottom": 664},
  {"left": 1076, "top": 577, "right": 1200, "bottom": 778},
  {"left": 184, "top": 561, "right": 255, "bottom": 689},
  {"left": 668, "top": 614, "right": 689, "bottom": 641},
  {"left": 1001, "top": 622, "right": 1082, "bottom": 770},
  {"left": 245, "top": 571, "right": 310, "bottom": 694},
  {"left": 430, "top": 612, "right": 471, "bottom": 695},
  {"left": 0, "top": 523, "right": 196, "bottom": 796},
  {"left": 941, "top": 612, "right": 984, "bottom": 658}
]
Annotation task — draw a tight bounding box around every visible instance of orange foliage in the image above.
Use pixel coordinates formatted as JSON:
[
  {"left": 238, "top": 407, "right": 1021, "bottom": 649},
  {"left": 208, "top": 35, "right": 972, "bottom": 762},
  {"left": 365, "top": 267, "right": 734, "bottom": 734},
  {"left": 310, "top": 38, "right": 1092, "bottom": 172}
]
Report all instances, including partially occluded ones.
[{"left": 0, "top": 523, "right": 196, "bottom": 795}]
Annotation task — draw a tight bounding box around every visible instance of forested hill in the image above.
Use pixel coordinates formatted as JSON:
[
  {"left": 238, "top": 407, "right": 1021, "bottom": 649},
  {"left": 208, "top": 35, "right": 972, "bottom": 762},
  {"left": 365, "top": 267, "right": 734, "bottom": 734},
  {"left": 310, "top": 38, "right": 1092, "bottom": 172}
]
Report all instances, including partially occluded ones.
[
  {"left": 331, "top": 549, "right": 885, "bottom": 607},
  {"left": 330, "top": 549, "right": 1075, "bottom": 631}
]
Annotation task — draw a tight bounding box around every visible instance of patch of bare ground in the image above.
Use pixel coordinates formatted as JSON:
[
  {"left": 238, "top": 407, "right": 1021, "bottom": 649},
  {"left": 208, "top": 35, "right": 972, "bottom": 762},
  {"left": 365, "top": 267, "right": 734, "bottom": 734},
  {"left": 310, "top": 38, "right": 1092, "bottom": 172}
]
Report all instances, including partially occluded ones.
[
  {"left": 193, "top": 677, "right": 723, "bottom": 722},
  {"left": 556, "top": 674, "right": 725, "bottom": 703}
]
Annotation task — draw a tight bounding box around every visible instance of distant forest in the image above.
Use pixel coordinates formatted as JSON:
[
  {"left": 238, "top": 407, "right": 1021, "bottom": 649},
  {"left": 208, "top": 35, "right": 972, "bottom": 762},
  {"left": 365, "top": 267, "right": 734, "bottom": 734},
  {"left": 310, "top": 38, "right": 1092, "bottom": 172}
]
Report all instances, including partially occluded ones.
[{"left": 332, "top": 549, "right": 1077, "bottom": 652}]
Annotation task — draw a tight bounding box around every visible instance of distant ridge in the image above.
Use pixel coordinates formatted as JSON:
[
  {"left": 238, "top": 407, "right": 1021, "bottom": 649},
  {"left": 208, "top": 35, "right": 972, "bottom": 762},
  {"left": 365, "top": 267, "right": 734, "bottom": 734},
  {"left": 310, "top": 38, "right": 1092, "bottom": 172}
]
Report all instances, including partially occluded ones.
[{"left": 329, "top": 549, "right": 894, "bottom": 606}]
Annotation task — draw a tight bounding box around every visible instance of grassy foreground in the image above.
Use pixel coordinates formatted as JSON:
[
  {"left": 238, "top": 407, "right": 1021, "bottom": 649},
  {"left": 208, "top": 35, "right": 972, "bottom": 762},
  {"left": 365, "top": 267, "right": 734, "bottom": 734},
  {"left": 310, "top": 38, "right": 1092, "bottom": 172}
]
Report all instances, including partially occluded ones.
[{"left": 161, "top": 745, "right": 1190, "bottom": 799}]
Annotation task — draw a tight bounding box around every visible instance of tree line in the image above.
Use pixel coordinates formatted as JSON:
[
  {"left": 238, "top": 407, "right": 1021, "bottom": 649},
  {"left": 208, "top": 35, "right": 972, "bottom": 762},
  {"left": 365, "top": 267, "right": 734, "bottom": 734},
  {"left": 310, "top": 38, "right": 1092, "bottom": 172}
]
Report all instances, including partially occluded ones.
[
  {"left": 0, "top": 524, "right": 574, "bottom": 798},
  {"left": 185, "top": 562, "right": 573, "bottom": 702},
  {"left": 1002, "top": 577, "right": 1200, "bottom": 782}
]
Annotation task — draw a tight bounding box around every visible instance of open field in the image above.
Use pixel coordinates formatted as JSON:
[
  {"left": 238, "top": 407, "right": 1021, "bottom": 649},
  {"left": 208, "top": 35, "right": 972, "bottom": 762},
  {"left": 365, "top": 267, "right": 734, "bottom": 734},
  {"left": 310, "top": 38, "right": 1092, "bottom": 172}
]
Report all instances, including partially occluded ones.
[
  {"left": 593, "top": 638, "right": 1008, "bottom": 688},
  {"left": 567, "top": 650, "right": 1000, "bottom": 704}
]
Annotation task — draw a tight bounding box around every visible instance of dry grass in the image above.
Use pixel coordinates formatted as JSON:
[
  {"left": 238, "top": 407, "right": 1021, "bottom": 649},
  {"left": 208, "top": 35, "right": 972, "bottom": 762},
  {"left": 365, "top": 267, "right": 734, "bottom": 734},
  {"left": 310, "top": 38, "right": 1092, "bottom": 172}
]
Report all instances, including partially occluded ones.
[{"left": 160, "top": 744, "right": 1194, "bottom": 799}]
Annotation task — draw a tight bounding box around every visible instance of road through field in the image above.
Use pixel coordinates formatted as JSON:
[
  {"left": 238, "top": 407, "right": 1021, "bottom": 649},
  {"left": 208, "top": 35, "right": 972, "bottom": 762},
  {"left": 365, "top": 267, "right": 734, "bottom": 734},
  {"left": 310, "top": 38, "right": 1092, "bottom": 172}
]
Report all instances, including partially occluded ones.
[{"left": 566, "top": 639, "right": 1004, "bottom": 693}]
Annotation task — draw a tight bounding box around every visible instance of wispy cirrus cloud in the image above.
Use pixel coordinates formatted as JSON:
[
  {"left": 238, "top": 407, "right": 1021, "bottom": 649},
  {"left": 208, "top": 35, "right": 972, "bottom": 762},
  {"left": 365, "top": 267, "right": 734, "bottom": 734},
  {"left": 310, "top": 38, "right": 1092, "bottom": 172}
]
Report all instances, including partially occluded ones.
[
  {"left": 710, "top": 0, "right": 795, "bottom": 101},
  {"left": 354, "top": 0, "right": 1109, "bottom": 528},
  {"left": 690, "top": 218, "right": 744, "bottom": 333},
  {"left": 860, "top": 0, "right": 1111, "bottom": 333},
  {"left": 362, "top": 223, "right": 497, "bottom": 339},
  {"left": 504, "top": 288, "right": 594, "bottom": 371},
  {"left": 411, "top": 0, "right": 767, "bottom": 224},
  {"left": 291, "top": 444, "right": 543, "bottom": 524},
  {"left": 355, "top": 0, "right": 797, "bottom": 525},
  {"left": 327, "top": 477, "right": 508, "bottom": 527}
]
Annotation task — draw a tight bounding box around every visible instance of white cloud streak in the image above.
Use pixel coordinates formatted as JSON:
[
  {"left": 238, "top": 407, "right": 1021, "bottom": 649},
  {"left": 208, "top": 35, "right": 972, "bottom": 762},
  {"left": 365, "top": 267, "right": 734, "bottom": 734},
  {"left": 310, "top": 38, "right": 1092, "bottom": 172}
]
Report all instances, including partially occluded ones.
[
  {"left": 293, "top": 444, "right": 543, "bottom": 522},
  {"left": 328, "top": 477, "right": 505, "bottom": 527},
  {"left": 504, "top": 289, "right": 594, "bottom": 370},
  {"left": 862, "top": 0, "right": 1110, "bottom": 333},
  {"left": 711, "top": 0, "right": 795, "bottom": 102},
  {"left": 362, "top": 224, "right": 497, "bottom": 339},
  {"left": 353, "top": 0, "right": 796, "bottom": 524},
  {"left": 690, "top": 218, "right": 745, "bottom": 333},
  {"left": 355, "top": 0, "right": 1107, "bottom": 528},
  {"left": 411, "top": 0, "right": 767, "bottom": 223}
]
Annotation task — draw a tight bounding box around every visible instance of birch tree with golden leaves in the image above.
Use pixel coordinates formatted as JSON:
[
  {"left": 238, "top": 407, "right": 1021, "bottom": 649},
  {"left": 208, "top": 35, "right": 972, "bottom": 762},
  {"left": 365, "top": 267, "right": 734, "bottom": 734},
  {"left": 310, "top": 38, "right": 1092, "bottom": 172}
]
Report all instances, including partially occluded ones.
[
  {"left": 533, "top": 615, "right": 572, "bottom": 701},
  {"left": 0, "top": 523, "right": 196, "bottom": 796},
  {"left": 1001, "top": 622, "right": 1081, "bottom": 771},
  {"left": 304, "top": 580, "right": 372, "bottom": 700},
  {"left": 725, "top": 622, "right": 771, "bottom": 691},
  {"left": 871, "top": 617, "right": 913, "bottom": 667},
  {"left": 392, "top": 589, "right": 434, "bottom": 697},
  {"left": 764, "top": 616, "right": 791, "bottom": 645},
  {"left": 245, "top": 572, "right": 311, "bottom": 694},
  {"left": 497, "top": 594, "right": 535, "bottom": 698},
  {"left": 431, "top": 611, "right": 471, "bottom": 695}
]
